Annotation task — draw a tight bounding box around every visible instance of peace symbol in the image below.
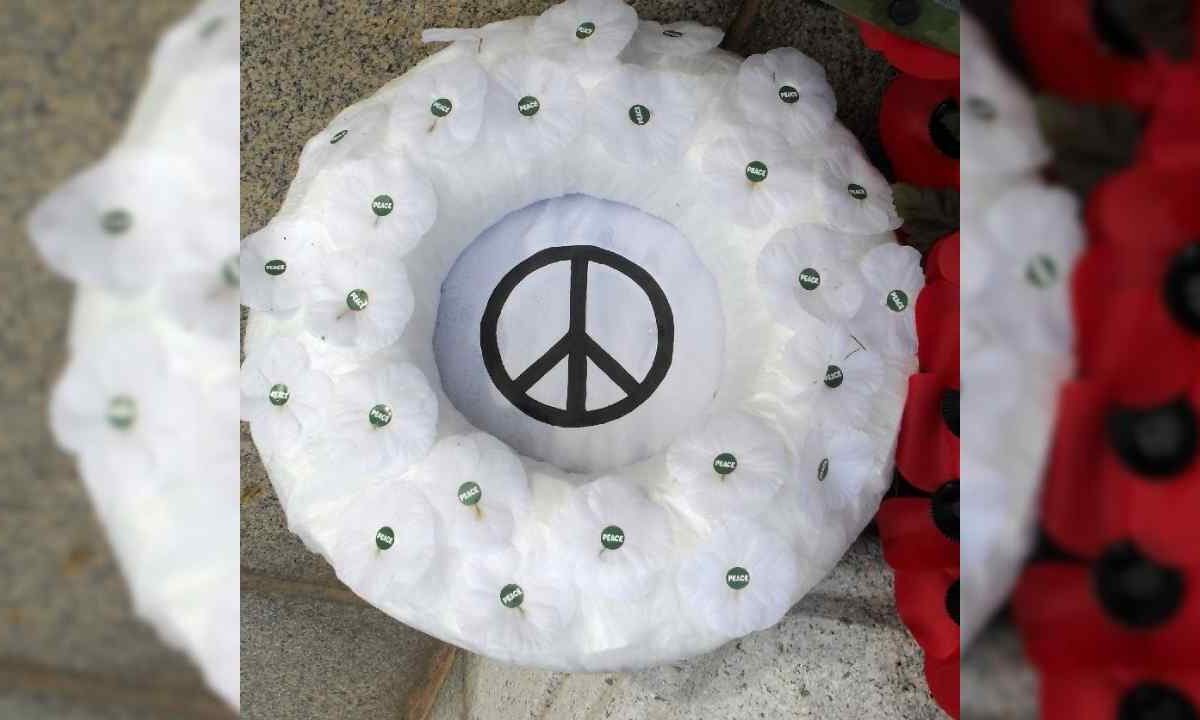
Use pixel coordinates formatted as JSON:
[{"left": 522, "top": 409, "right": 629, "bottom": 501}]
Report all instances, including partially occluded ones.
[{"left": 480, "top": 245, "right": 675, "bottom": 428}]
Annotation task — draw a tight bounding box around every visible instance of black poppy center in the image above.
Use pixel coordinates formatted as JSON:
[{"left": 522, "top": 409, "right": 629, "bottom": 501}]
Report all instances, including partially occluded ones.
[
  {"left": 1107, "top": 397, "right": 1197, "bottom": 478},
  {"left": 1119, "top": 683, "right": 1198, "bottom": 720},
  {"left": 928, "top": 99, "right": 960, "bottom": 159},
  {"left": 931, "top": 480, "right": 960, "bottom": 541},
  {"left": 1164, "top": 242, "right": 1200, "bottom": 334},
  {"left": 1092, "top": 0, "right": 1147, "bottom": 58},
  {"left": 941, "top": 388, "right": 960, "bottom": 438},
  {"left": 1093, "top": 541, "right": 1184, "bottom": 628}
]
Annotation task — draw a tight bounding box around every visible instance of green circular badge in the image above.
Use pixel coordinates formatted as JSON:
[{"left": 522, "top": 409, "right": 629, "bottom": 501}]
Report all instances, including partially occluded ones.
[
  {"left": 886, "top": 289, "right": 909, "bottom": 312},
  {"left": 965, "top": 96, "right": 996, "bottom": 122},
  {"left": 330, "top": 129, "right": 348, "bottom": 144},
  {"left": 368, "top": 403, "right": 392, "bottom": 428},
  {"left": 778, "top": 85, "right": 800, "bottom": 104},
  {"left": 371, "top": 194, "right": 394, "bottom": 217},
  {"left": 817, "top": 457, "right": 830, "bottom": 482},
  {"left": 662, "top": 29, "right": 684, "bottom": 38},
  {"left": 100, "top": 209, "right": 132, "bottom": 235},
  {"left": 628, "top": 104, "right": 652, "bottom": 126},
  {"left": 518, "top": 96, "right": 541, "bottom": 117},
  {"left": 823, "top": 364, "right": 844, "bottom": 388},
  {"left": 457, "top": 481, "right": 481, "bottom": 506},
  {"left": 798, "top": 268, "right": 821, "bottom": 291},
  {"left": 375, "top": 526, "right": 395, "bottom": 550},
  {"left": 268, "top": 383, "right": 290, "bottom": 407},
  {"left": 264, "top": 259, "right": 287, "bottom": 277},
  {"left": 745, "top": 161, "right": 768, "bottom": 183},
  {"left": 346, "top": 288, "right": 369, "bottom": 311},
  {"left": 221, "top": 256, "right": 239, "bottom": 287},
  {"left": 1026, "top": 255, "right": 1058, "bottom": 287},
  {"left": 847, "top": 183, "right": 868, "bottom": 200},
  {"left": 726, "top": 566, "right": 751, "bottom": 590},
  {"left": 576, "top": 21, "right": 596, "bottom": 39},
  {"left": 500, "top": 583, "right": 525, "bottom": 608},
  {"left": 106, "top": 395, "right": 136, "bottom": 430},
  {"left": 713, "top": 452, "right": 738, "bottom": 476},
  {"left": 600, "top": 525, "right": 626, "bottom": 550},
  {"left": 430, "top": 97, "right": 453, "bottom": 117}
]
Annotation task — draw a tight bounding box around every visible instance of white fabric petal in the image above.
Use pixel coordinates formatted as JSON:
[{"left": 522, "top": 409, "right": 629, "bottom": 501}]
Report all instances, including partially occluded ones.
[
  {"left": 297, "top": 102, "right": 391, "bottom": 175},
  {"left": 736, "top": 48, "right": 836, "bottom": 145},
  {"left": 851, "top": 243, "right": 924, "bottom": 358},
  {"left": 784, "top": 324, "right": 886, "bottom": 427},
  {"left": 240, "top": 216, "right": 330, "bottom": 311},
  {"left": 388, "top": 58, "right": 489, "bottom": 157},
  {"left": 548, "top": 476, "right": 672, "bottom": 600},
  {"left": 304, "top": 250, "right": 415, "bottom": 352},
  {"left": 588, "top": 66, "right": 699, "bottom": 165},
  {"left": 330, "top": 483, "right": 439, "bottom": 600},
  {"left": 530, "top": 0, "right": 638, "bottom": 65},
  {"left": 28, "top": 149, "right": 204, "bottom": 295},
  {"left": 700, "top": 128, "right": 809, "bottom": 227},
  {"left": 676, "top": 519, "right": 800, "bottom": 638},
  {"left": 455, "top": 549, "right": 579, "bottom": 658},
  {"left": 665, "top": 412, "right": 791, "bottom": 522},
  {"left": 415, "top": 433, "right": 531, "bottom": 551},
  {"left": 629, "top": 20, "right": 723, "bottom": 58},
  {"left": 811, "top": 146, "right": 901, "bottom": 234},
  {"left": 799, "top": 423, "right": 875, "bottom": 514},
  {"left": 486, "top": 54, "right": 587, "bottom": 160},
  {"left": 757, "top": 225, "right": 867, "bottom": 327},
  {"left": 307, "top": 363, "right": 438, "bottom": 479},
  {"left": 240, "top": 336, "right": 333, "bottom": 458},
  {"left": 305, "top": 155, "right": 436, "bottom": 256}
]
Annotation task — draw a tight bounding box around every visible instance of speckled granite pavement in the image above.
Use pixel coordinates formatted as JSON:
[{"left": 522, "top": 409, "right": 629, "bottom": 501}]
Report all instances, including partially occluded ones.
[
  {"left": 0, "top": 2, "right": 232, "bottom": 718},
  {"left": 240, "top": 2, "right": 949, "bottom": 720}
]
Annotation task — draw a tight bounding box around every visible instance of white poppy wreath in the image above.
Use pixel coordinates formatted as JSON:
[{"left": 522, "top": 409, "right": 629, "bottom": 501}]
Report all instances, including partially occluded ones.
[
  {"left": 26, "top": 0, "right": 239, "bottom": 708},
  {"left": 242, "top": 0, "right": 919, "bottom": 669}
]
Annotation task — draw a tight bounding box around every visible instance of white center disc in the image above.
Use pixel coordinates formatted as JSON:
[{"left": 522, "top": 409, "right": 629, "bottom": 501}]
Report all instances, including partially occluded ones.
[{"left": 435, "top": 194, "right": 724, "bottom": 473}]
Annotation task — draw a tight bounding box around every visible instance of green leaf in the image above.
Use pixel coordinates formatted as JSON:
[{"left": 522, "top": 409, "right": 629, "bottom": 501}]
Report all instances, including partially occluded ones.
[
  {"left": 1035, "top": 95, "right": 1142, "bottom": 197},
  {"left": 892, "top": 183, "right": 958, "bottom": 255}
]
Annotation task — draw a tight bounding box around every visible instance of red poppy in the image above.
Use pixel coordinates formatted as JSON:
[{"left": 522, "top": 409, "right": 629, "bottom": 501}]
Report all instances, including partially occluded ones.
[
  {"left": 1014, "top": 559, "right": 1200, "bottom": 671},
  {"left": 1040, "top": 379, "right": 1199, "bottom": 565},
  {"left": 1074, "top": 164, "right": 1200, "bottom": 406},
  {"left": 925, "top": 232, "right": 959, "bottom": 287},
  {"left": 853, "top": 19, "right": 959, "bottom": 81},
  {"left": 895, "top": 372, "right": 959, "bottom": 492},
  {"left": 1012, "top": 0, "right": 1167, "bottom": 109},
  {"left": 1040, "top": 668, "right": 1200, "bottom": 719},
  {"left": 916, "top": 277, "right": 959, "bottom": 383},
  {"left": 925, "top": 651, "right": 961, "bottom": 720},
  {"left": 877, "top": 495, "right": 957, "bottom": 571},
  {"left": 1141, "top": 65, "right": 1200, "bottom": 170},
  {"left": 880, "top": 74, "right": 959, "bottom": 188},
  {"left": 895, "top": 568, "right": 959, "bottom": 662}
]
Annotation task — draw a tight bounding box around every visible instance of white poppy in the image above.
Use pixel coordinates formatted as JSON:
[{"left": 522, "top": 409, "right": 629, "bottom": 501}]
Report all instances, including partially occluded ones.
[
  {"left": 423, "top": 17, "right": 536, "bottom": 63},
  {"left": 676, "top": 518, "right": 800, "bottom": 638},
  {"left": 388, "top": 57, "right": 489, "bottom": 157},
  {"left": 307, "top": 362, "right": 438, "bottom": 479},
  {"left": 960, "top": 14, "right": 1049, "bottom": 181},
  {"left": 700, "top": 128, "right": 809, "bottom": 227},
  {"left": 50, "top": 326, "right": 194, "bottom": 494},
  {"left": 304, "top": 250, "right": 415, "bottom": 352},
  {"left": 486, "top": 54, "right": 587, "bottom": 159},
  {"left": 784, "top": 324, "right": 885, "bottom": 427},
  {"left": 297, "top": 102, "right": 391, "bottom": 176},
  {"left": 588, "top": 66, "right": 698, "bottom": 165},
  {"left": 548, "top": 476, "right": 672, "bottom": 600},
  {"left": 415, "top": 433, "right": 531, "bottom": 551},
  {"left": 455, "top": 548, "right": 578, "bottom": 657},
  {"left": 811, "top": 146, "right": 901, "bottom": 234},
  {"left": 799, "top": 423, "right": 875, "bottom": 513},
  {"left": 665, "top": 412, "right": 791, "bottom": 522},
  {"left": 629, "top": 20, "right": 723, "bottom": 58},
  {"left": 239, "top": 336, "right": 333, "bottom": 458},
  {"left": 530, "top": 0, "right": 638, "bottom": 65},
  {"left": 975, "top": 182, "right": 1083, "bottom": 353},
  {"left": 239, "top": 216, "right": 329, "bottom": 311},
  {"left": 850, "top": 243, "right": 924, "bottom": 358},
  {"left": 305, "top": 155, "right": 437, "bottom": 256},
  {"left": 159, "top": 208, "right": 239, "bottom": 342},
  {"left": 27, "top": 149, "right": 203, "bottom": 295},
  {"left": 329, "top": 483, "right": 439, "bottom": 601},
  {"left": 736, "top": 47, "right": 836, "bottom": 145},
  {"left": 757, "top": 224, "right": 867, "bottom": 327}
]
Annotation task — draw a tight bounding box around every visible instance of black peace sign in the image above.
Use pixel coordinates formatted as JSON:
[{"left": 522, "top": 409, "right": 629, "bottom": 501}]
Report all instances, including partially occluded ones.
[{"left": 480, "top": 245, "right": 675, "bottom": 428}]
